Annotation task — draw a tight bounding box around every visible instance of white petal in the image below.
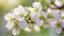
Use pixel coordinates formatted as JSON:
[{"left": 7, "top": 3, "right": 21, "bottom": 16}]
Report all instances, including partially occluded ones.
[
  {"left": 33, "top": 25, "right": 40, "bottom": 32},
  {"left": 54, "top": 14, "right": 59, "bottom": 19},
  {"left": 5, "top": 22, "right": 14, "bottom": 30},
  {"left": 12, "top": 28, "right": 20, "bottom": 35},
  {"left": 62, "top": 19, "right": 64, "bottom": 28},
  {"left": 48, "top": 19, "right": 57, "bottom": 27},
  {"left": 12, "top": 8, "right": 19, "bottom": 16},
  {"left": 52, "top": 10, "right": 60, "bottom": 19},
  {"left": 36, "top": 12, "right": 41, "bottom": 18},
  {"left": 24, "top": 27, "right": 31, "bottom": 33},
  {"left": 27, "top": 7, "right": 34, "bottom": 12},
  {"left": 36, "top": 20, "right": 44, "bottom": 26},
  {"left": 23, "top": 11, "right": 28, "bottom": 16},
  {"left": 18, "top": 5, "right": 28, "bottom": 16},
  {"left": 56, "top": 27, "right": 62, "bottom": 34},
  {"left": 51, "top": 21, "right": 57, "bottom": 27},
  {"left": 33, "top": 2, "right": 38, "bottom": 8},
  {"left": 30, "top": 12, "right": 37, "bottom": 18},
  {"left": 41, "top": 11, "right": 47, "bottom": 18},
  {"left": 18, "top": 20, "right": 27, "bottom": 29},
  {"left": 18, "top": 5, "right": 25, "bottom": 12}
]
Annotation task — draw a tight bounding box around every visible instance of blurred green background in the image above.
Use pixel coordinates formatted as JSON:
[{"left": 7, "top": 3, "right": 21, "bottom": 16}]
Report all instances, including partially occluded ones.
[{"left": 0, "top": 0, "right": 64, "bottom": 36}]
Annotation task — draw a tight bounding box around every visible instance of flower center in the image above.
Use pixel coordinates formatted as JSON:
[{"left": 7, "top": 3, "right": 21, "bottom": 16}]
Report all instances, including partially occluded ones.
[
  {"left": 39, "top": 16, "right": 46, "bottom": 21},
  {"left": 10, "top": 18, "right": 15, "bottom": 22},
  {"left": 27, "top": 10, "right": 31, "bottom": 13},
  {"left": 34, "top": 8, "right": 38, "bottom": 12},
  {"left": 56, "top": 23, "right": 61, "bottom": 27},
  {"left": 25, "top": 15, "right": 31, "bottom": 23},
  {"left": 47, "top": 14, "right": 54, "bottom": 18},
  {"left": 19, "top": 13, "right": 24, "bottom": 17}
]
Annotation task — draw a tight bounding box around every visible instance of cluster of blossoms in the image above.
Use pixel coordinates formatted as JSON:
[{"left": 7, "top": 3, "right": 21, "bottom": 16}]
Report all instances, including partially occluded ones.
[{"left": 4, "top": 0, "right": 64, "bottom": 36}]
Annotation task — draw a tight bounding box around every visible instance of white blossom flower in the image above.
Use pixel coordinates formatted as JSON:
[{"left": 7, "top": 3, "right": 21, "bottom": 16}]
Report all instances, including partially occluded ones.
[
  {"left": 29, "top": 2, "right": 43, "bottom": 19},
  {"left": 4, "top": 12, "right": 15, "bottom": 22},
  {"left": 14, "top": 5, "right": 28, "bottom": 16},
  {"left": 4, "top": 1, "right": 64, "bottom": 35},
  {"left": 30, "top": 2, "right": 42, "bottom": 18},
  {"left": 54, "top": 0, "right": 63, "bottom": 7},
  {"left": 41, "top": 11, "right": 47, "bottom": 19},
  {"left": 29, "top": 7, "right": 41, "bottom": 18},
  {"left": 12, "top": 28, "right": 20, "bottom": 35},
  {"left": 33, "top": 2, "right": 43, "bottom": 11},
  {"left": 30, "top": 12, "right": 44, "bottom": 27},
  {"left": 51, "top": 19, "right": 63, "bottom": 34},
  {"left": 12, "top": 5, "right": 28, "bottom": 21},
  {"left": 47, "top": 9, "right": 61, "bottom": 19}
]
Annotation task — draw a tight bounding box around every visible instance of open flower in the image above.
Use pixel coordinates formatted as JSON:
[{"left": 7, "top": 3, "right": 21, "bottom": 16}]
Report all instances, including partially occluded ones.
[
  {"left": 12, "top": 5, "right": 28, "bottom": 21},
  {"left": 30, "top": 2, "right": 43, "bottom": 18},
  {"left": 4, "top": 12, "right": 15, "bottom": 22},
  {"left": 50, "top": 19, "right": 64, "bottom": 34},
  {"left": 33, "top": 2, "right": 43, "bottom": 11}
]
